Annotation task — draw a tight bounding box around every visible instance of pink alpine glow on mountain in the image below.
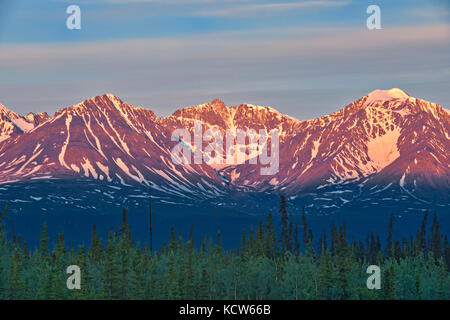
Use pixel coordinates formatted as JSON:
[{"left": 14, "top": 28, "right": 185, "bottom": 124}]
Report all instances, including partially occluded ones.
[{"left": 0, "top": 89, "right": 448, "bottom": 201}]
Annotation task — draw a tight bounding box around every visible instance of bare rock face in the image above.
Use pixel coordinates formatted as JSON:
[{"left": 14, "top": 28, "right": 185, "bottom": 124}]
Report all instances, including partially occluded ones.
[{"left": 0, "top": 89, "right": 448, "bottom": 204}]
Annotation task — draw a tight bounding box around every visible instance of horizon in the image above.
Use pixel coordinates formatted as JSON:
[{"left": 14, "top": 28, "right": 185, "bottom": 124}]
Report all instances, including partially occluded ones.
[{"left": 0, "top": 0, "right": 449, "bottom": 119}]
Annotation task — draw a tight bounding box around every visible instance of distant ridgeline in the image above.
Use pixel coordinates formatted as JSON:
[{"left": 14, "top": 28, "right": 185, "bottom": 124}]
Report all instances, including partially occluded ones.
[{"left": 0, "top": 196, "right": 449, "bottom": 300}]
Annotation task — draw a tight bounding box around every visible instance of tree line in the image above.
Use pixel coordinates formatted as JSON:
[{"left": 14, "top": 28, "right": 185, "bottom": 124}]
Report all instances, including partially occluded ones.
[{"left": 0, "top": 196, "right": 449, "bottom": 300}]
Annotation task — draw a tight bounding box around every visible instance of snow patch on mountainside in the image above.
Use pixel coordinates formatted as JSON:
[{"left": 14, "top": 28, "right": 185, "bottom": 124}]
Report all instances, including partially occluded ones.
[
  {"left": 310, "top": 139, "right": 320, "bottom": 161},
  {"left": 81, "top": 158, "right": 98, "bottom": 179},
  {"left": 96, "top": 161, "right": 112, "bottom": 182},
  {"left": 399, "top": 173, "right": 406, "bottom": 187},
  {"left": 364, "top": 88, "right": 409, "bottom": 106},
  {"left": 12, "top": 118, "right": 34, "bottom": 132},
  {"left": 58, "top": 115, "right": 72, "bottom": 170},
  {"left": 367, "top": 127, "right": 401, "bottom": 170}
]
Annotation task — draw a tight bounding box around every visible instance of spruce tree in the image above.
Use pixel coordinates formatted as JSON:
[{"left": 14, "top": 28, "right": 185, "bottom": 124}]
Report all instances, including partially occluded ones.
[
  {"left": 431, "top": 213, "right": 442, "bottom": 260},
  {"left": 294, "top": 223, "right": 300, "bottom": 256},
  {"left": 119, "top": 208, "right": 132, "bottom": 247},
  {"left": 301, "top": 206, "right": 308, "bottom": 247},
  {"left": 279, "top": 195, "right": 289, "bottom": 253},
  {"left": 39, "top": 222, "right": 49, "bottom": 257},
  {"left": 256, "top": 221, "right": 264, "bottom": 257},
  {"left": 9, "top": 249, "right": 26, "bottom": 299},
  {"left": 317, "top": 245, "right": 333, "bottom": 299},
  {"left": 73, "top": 245, "right": 88, "bottom": 299},
  {"left": 167, "top": 252, "right": 180, "bottom": 299},
  {"left": 419, "top": 211, "right": 429, "bottom": 254},
  {"left": 386, "top": 213, "right": 394, "bottom": 258},
  {"left": 103, "top": 230, "right": 119, "bottom": 299},
  {"left": 183, "top": 238, "right": 195, "bottom": 299},
  {"left": 168, "top": 226, "right": 177, "bottom": 253},
  {"left": 51, "top": 233, "right": 67, "bottom": 300},
  {"left": 383, "top": 264, "right": 396, "bottom": 300},
  {"left": 88, "top": 224, "right": 103, "bottom": 263},
  {"left": 118, "top": 231, "right": 131, "bottom": 299},
  {"left": 130, "top": 245, "right": 144, "bottom": 299},
  {"left": 334, "top": 226, "right": 350, "bottom": 299},
  {"left": 287, "top": 212, "right": 293, "bottom": 253},
  {"left": 263, "top": 213, "right": 277, "bottom": 259}
]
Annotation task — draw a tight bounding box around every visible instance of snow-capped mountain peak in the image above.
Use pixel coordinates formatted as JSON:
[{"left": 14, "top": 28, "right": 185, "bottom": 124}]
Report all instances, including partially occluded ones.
[{"left": 364, "top": 88, "right": 410, "bottom": 105}]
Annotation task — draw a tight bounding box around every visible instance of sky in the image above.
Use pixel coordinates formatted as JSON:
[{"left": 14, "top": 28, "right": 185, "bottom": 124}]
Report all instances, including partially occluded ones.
[{"left": 0, "top": 0, "right": 449, "bottom": 120}]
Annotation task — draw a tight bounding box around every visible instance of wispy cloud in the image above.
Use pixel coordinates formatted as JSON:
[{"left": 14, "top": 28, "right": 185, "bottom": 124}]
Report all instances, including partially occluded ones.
[
  {"left": 194, "top": 1, "right": 351, "bottom": 17},
  {"left": 1, "top": 23, "right": 449, "bottom": 118},
  {"left": 409, "top": 7, "right": 450, "bottom": 18},
  {"left": 55, "top": 0, "right": 351, "bottom": 16},
  {"left": 2, "top": 24, "right": 448, "bottom": 65}
]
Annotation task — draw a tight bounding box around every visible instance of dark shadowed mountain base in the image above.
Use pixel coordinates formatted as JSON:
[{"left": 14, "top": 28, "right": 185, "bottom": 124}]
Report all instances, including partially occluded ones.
[{"left": 1, "top": 179, "right": 448, "bottom": 250}]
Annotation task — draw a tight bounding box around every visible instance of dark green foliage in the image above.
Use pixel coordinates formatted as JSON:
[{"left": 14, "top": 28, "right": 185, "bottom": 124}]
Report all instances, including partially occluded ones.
[
  {"left": 0, "top": 201, "right": 448, "bottom": 300},
  {"left": 263, "top": 213, "right": 277, "bottom": 259},
  {"left": 103, "top": 230, "right": 120, "bottom": 299},
  {"left": 383, "top": 263, "right": 396, "bottom": 300}
]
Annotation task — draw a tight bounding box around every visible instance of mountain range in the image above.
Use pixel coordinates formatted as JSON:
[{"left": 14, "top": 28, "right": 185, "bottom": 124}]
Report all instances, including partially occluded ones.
[{"left": 0, "top": 88, "right": 448, "bottom": 221}]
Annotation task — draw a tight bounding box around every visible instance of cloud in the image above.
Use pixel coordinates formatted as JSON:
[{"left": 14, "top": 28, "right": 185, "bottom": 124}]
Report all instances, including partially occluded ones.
[
  {"left": 1, "top": 24, "right": 448, "bottom": 65},
  {"left": 409, "top": 7, "right": 450, "bottom": 18},
  {"left": 0, "top": 24, "right": 449, "bottom": 118},
  {"left": 194, "top": 1, "right": 351, "bottom": 17},
  {"left": 53, "top": 0, "right": 351, "bottom": 17}
]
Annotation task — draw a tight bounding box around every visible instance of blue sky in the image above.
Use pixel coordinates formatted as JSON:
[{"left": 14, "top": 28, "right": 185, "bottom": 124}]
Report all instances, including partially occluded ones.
[{"left": 0, "top": 0, "right": 449, "bottom": 119}]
